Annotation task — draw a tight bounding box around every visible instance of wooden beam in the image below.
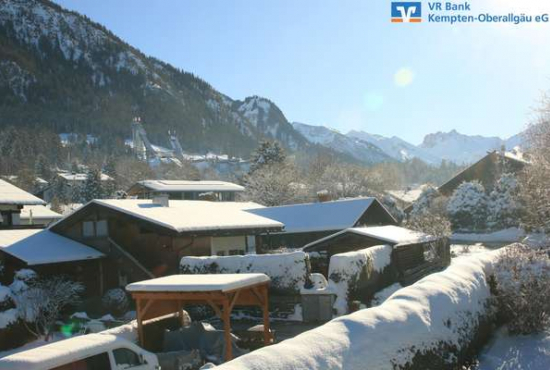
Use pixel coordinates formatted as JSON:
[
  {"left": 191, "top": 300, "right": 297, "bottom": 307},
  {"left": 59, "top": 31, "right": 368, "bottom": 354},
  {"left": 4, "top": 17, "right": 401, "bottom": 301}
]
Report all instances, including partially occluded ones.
[
  {"left": 261, "top": 284, "right": 271, "bottom": 346},
  {"left": 227, "top": 290, "right": 241, "bottom": 313},
  {"left": 207, "top": 300, "right": 222, "bottom": 317},
  {"left": 222, "top": 298, "right": 233, "bottom": 361}
]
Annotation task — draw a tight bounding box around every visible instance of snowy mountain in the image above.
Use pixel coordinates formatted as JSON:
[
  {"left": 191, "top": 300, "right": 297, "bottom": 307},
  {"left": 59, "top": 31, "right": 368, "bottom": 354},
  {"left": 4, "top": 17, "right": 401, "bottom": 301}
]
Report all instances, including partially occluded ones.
[
  {"left": 292, "top": 122, "right": 394, "bottom": 164},
  {"left": 420, "top": 130, "right": 525, "bottom": 164},
  {"left": 0, "top": 0, "right": 311, "bottom": 158},
  {"left": 347, "top": 130, "right": 441, "bottom": 165}
]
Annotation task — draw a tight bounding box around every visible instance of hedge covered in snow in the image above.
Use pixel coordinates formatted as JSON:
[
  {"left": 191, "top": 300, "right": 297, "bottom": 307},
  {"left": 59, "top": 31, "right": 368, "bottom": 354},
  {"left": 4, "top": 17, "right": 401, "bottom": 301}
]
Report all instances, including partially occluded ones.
[
  {"left": 217, "top": 251, "right": 500, "bottom": 370},
  {"left": 180, "top": 252, "right": 308, "bottom": 294},
  {"left": 328, "top": 244, "right": 393, "bottom": 315}
]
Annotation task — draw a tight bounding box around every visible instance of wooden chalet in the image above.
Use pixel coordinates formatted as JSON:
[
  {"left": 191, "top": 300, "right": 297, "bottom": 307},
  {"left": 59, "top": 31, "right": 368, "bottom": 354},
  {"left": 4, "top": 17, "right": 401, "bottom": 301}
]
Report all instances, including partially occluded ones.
[
  {"left": 48, "top": 198, "right": 283, "bottom": 291},
  {"left": 127, "top": 180, "right": 245, "bottom": 202},
  {"left": 302, "top": 225, "right": 450, "bottom": 283},
  {"left": 245, "top": 198, "right": 398, "bottom": 251},
  {"left": 437, "top": 150, "right": 527, "bottom": 196}
]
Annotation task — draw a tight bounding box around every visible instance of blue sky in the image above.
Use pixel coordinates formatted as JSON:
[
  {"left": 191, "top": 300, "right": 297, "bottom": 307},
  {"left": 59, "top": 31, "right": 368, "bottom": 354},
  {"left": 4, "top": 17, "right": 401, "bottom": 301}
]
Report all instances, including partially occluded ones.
[{"left": 55, "top": 0, "right": 550, "bottom": 144}]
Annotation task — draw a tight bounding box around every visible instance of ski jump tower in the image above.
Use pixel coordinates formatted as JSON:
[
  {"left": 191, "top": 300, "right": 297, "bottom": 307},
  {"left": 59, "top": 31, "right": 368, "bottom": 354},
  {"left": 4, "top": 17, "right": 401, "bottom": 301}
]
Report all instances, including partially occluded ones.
[
  {"left": 168, "top": 130, "right": 185, "bottom": 160},
  {"left": 131, "top": 117, "right": 157, "bottom": 161}
]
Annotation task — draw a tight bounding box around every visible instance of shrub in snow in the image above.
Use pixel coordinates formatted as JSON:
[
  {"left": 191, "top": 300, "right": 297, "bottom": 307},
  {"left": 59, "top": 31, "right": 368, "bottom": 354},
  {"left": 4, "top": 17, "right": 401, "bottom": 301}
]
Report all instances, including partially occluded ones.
[
  {"left": 17, "top": 276, "right": 84, "bottom": 338},
  {"left": 181, "top": 252, "right": 308, "bottom": 295},
  {"left": 328, "top": 245, "right": 393, "bottom": 316},
  {"left": 492, "top": 243, "right": 550, "bottom": 334},
  {"left": 410, "top": 185, "right": 440, "bottom": 217},
  {"left": 9, "top": 268, "right": 37, "bottom": 294},
  {"left": 487, "top": 173, "right": 523, "bottom": 230},
  {"left": 0, "top": 285, "right": 18, "bottom": 330},
  {"left": 216, "top": 252, "right": 499, "bottom": 370},
  {"left": 447, "top": 181, "right": 488, "bottom": 231},
  {"left": 101, "top": 288, "right": 129, "bottom": 317}
]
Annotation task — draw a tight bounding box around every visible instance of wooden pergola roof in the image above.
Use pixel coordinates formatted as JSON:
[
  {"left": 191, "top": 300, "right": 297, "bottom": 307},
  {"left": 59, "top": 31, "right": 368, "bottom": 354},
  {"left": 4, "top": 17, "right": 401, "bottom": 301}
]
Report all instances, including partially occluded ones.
[{"left": 126, "top": 274, "right": 272, "bottom": 361}]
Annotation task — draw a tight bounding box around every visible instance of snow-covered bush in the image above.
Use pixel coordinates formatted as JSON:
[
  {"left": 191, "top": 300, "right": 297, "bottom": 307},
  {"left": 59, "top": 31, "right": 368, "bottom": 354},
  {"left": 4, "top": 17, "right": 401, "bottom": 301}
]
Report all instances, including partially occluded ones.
[
  {"left": 328, "top": 245, "right": 393, "bottom": 316},
  {"left": 181, "top": 252, "right": 308, "bottom": 294},
  {"left": 0, "top": 285, "right": 18, "bottom": 330},
  {"left": 216, "top": 252, "right": 499, "bottom": 370},
  {"left": 410, "top": 185, "right": 440, "bottom": 217},
  {"left": 9, "top": 269, "right": 37, "bottom": 294},
  {"left": 487, "top": 173, "right": 523, "bottom": 230},
  {"left": 101, "top": 288, "right": 129, "bottom": 316},
  {"left": 447, "top": 181, "right": 488, "bottom": 231},
  {"left": 492, "top": 243, "right": 550, "bottom": 334}
]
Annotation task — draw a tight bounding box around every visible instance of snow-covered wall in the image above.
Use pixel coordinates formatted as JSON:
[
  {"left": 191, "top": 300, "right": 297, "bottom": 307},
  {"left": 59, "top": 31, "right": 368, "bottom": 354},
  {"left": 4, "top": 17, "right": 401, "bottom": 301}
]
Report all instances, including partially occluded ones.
[
  {"left": 217, "top": 252, "right": 499, "bottom": 370},
  {"left": 328, "top": 245, "right": 393, "bottom": 315},
  {"left": 180, "top": 252, "right": 308, "bottom": 294}
]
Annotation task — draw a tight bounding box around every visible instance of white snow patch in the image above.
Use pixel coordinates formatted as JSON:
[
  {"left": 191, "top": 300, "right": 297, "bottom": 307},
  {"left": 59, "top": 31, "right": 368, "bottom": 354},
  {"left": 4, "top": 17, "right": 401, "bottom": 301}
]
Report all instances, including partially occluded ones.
[
  {"left": 478, "top": 327, "right": 550, "bottom": 370},
  {"left": 452, "top": 228, "right": 525, "bottom": 243}
]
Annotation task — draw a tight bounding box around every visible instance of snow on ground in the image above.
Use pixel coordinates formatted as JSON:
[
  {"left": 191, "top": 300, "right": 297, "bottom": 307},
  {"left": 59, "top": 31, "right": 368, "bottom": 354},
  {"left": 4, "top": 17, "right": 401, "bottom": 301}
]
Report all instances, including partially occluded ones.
[
  {"left": 478, "top": 327, "right": 550, "bottom": 370},
  {"left": 216, "top": 251, "right": 500, "bottom": 370},
  {"left": 451, "top": 228, "right": 524, "bottom": 243},
  {"left": 0, "top": 332, "right": 76, "bottom": 358},
  {"left": 451, "top": 243, "right": 491, "bottom": 260}
]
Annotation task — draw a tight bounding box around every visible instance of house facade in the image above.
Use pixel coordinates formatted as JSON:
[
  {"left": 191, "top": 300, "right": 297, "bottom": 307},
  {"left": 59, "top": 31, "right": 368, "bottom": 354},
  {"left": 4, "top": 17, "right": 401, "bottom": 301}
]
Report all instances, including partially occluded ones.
[{"left": 49, "top": 198, "right": 283, "bottom": 290}]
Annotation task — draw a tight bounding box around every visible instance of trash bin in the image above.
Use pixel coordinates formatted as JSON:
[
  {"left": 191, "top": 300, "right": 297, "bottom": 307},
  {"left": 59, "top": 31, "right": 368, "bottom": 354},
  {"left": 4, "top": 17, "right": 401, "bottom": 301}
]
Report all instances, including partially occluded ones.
[{"left": 301, "top": 273, "right": 335, "bottom": 322}]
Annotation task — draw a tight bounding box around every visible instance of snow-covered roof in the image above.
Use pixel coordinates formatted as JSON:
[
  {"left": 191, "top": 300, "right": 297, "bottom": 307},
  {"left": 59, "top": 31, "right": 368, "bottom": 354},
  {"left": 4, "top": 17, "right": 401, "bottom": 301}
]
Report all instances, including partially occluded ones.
[
  {"left": 19, "top": 205, "right": 62, "bottom": 221},
  {"left": 61, "top": 199, "right": 279, "bottom": 234},
  {"left": 387, "top": 185, "right": 429, "bottom": 204},
  {"left": 0, "top": 229, "right": 104, "bottom": 265},
  {"left": 126, "top": 273, "right": 270, "bottom": 293},
  {"left": 303, "top": 225, "right": 436, "bottom": 250},
  {"left": 0, "top": 180, "right": 45, "bottom": 206},
  {"left": 58, "top": 172, "right": 113, "bottom": 182},
  {"left": 136, "top": 179, "right": 245, "bottom": 192},
  {"left": 245, "top": 198, "right": 386, "bottom": 234},
  {"left": 0, "top": 334, "right": 139, "bottom": 370}
]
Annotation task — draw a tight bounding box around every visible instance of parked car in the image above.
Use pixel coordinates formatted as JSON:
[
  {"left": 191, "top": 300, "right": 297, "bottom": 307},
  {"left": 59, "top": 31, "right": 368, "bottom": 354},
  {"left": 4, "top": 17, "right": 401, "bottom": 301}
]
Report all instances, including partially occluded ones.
[{"left": 0, "top": 333, "right": 161, "bottom": 370}]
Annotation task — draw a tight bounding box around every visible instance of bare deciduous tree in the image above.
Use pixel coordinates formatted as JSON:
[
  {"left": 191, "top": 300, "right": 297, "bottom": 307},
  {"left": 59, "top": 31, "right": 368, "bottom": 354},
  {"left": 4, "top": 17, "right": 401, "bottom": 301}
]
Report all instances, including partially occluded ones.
[{"left": 18, "top": 277, "right": 84, "bottom": 340}]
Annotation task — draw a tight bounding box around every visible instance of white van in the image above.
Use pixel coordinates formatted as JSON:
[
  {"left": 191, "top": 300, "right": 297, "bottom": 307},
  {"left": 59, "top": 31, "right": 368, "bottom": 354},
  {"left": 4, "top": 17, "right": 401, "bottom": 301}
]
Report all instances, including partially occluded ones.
[{"left": 0, "top": 333, "right": 160, "bottom": 370}]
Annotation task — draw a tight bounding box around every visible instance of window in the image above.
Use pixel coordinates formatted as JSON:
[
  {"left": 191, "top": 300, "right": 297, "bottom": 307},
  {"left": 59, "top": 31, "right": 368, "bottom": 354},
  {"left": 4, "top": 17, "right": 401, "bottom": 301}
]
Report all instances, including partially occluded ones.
[
  {"left": 113, "top": 348, "right": 143, "bottom": 369},
  {"left": 52, "top": 352, "right": 111, "bottom": 370},
  {"left": 83, "top": 221, "right": 95, "bottom": 238},
  {"left": 96, "top": 220, "right": 108, "bottom": 237},
  {"left": 82, "top": 220, "right": 108, "bottom": 238}
]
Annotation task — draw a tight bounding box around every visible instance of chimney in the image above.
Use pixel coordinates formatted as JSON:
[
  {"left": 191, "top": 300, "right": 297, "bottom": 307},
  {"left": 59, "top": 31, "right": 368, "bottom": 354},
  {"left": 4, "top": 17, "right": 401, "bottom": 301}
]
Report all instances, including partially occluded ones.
[
  {"left": 317, "top": 190, "right": 331, "bottom": 203},
  {"left": 152, "top": 193, "right": 170, "bottom": 207}
]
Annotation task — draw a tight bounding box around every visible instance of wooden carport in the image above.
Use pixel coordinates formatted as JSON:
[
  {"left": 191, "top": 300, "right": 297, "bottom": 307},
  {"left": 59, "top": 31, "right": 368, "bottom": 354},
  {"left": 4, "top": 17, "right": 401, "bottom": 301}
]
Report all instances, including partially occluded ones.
[{"left": 126, "top": 273, "right": 271, "bottom": 361}]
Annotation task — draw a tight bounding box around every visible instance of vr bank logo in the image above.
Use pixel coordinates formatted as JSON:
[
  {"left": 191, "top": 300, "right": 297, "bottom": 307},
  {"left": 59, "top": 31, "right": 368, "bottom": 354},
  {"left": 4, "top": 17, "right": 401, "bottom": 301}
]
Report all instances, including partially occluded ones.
[{"left": 391, "top": 2, "right": 422, "bottom": 23}]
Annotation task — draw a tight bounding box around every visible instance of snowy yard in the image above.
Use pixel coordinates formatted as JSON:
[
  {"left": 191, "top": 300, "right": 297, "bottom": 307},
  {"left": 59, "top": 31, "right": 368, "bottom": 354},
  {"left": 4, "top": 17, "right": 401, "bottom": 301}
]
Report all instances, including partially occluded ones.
[{"left": 477, "top": 327, "right": 550, "bottom": 370}]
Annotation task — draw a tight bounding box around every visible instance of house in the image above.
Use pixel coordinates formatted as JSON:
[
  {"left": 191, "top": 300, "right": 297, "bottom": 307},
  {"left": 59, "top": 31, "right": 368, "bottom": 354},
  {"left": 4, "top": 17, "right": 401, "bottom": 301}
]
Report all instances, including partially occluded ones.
[
  {"left": 19, "top": 205, "right": 62, "bottom": 226},
  {"left": 302, "top": 225, "right": 450, "bottom": 282},
  {"left": 49, "top": 197, "right": 283, "bottom": 289},
  {"left": 0, "top": 228, "right": 104, "bottom": 294},
  {"left": 437, "top": 150, "right": 527, "bottom": 197},
  {"left": 245, "top": 198, "right": 398, "bottom": 251},
  {"left": 0, "top": 179, "right": 46, "bottom": 229},
  {"left": 126, "top": 180, "right": 245, "bottom": 201},
  {"left": 38, "top": 171, "right": 114, "bottom": 202}
]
